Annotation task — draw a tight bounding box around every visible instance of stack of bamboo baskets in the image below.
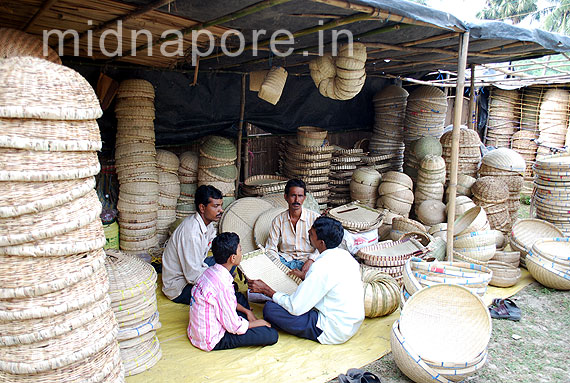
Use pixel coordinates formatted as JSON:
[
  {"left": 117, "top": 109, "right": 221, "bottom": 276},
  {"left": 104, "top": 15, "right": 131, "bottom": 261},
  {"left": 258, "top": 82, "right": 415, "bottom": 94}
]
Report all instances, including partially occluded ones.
[
  {"left": 370, "top": 85, "right": 408, "bottom": 170},
  {"left": 484, "top": 87, "right": 520, "bottom": 148},
  {"left": 537, "top": 88, "right": 570, "bottom": 157},
  {"left": 350, "top": 167, "right": 381, "bottom": 208},
  {"left": 0, "top": 57, "right": 123, "bottom": 382},
  {"left": 471, "top": 177, "right": 510, "bottom": 233},
  {"left": 511, "top": 130, "right": 538, "bottom": 181},
  {"left": 156, "top": 150, "right": 180, "bottom": 245},
  {"left": 176, "top": 151, "right": 198, "bottom": 219},
  {"left": 404, "top": 136, "right": 442, "bottom": 183},
  {"left": 376, "top": 171, "right": 414, "bottom": 218},
  {"left": 403, "top": 86, "right": 447, "bottom": 144},
  {"left": 519, "top": 87, "right": 543, "bottom": 135},
  {"left": 105, "top": 250, "right": 162, "bottom": 376},
  {"left": 329, "top": 147, "right": 364, "bottom": 207},
  {"left": 441, "top": 126, "right": 481, "bottom": 183},
  {"left": 198, "top": 136, "right": 238, "bottom": 203},
  {"left": 414, "top": 154, "right": 445, "bottom": 212},
  {"left": 115, "top": 79, "right": 159, "bottom": 255}
]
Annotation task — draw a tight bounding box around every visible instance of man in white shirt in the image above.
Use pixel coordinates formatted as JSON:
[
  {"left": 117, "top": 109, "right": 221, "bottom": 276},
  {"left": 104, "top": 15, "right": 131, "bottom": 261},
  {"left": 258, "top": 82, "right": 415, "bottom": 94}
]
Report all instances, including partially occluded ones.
[
  {"left": 162, "top": 185, "right": 223, "bottom": 304},
  {"left": 248, "top": 217, "right": 365, "bottom": 345},
  {"left": 265, "top": 179, "right": 320, "bottom": 277}
]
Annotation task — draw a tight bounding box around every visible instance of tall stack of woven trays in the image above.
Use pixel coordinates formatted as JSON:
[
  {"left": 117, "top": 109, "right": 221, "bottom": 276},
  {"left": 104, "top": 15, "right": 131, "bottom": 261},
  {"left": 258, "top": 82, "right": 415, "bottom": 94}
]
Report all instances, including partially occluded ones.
[
  {"left": 520, "top": 86, "right": 544, "bottom": 134},
  {"left": 0, "top": 57, "right": 123, "bottom": 381},
  {"left": 533, "top": 153, "right": 570, "bottom": 236},
  {"left": 105, "top": 250, "right": 162, "bottom": 376},
  {"left": 403, "top": 86, "right": 447, "bottom": 181},
  {"left": 176, "top": 151, "right": 198, "bottom": 219},
  {"left": 484, "top": 87, "right": 520, "bottom": 148},
  {"left": 198, "top": 136, "right": 238, "bottom": 208},
  {"left": 329, "top": 147, "right": 364, "bottom": 207},
  {"left": 370, "top": 85, "right": 408, "bottom": 171},
  {"left": 241, "top": 175, "right": 288, "bottom": 197},
  {"left": 479, "top": 148, "right": 525, "bottom": 228},
  {"left": 281, "top": 127, "right": 332, "bottom": 210},
  {"left": 156, "top": 150, "right": 180, "bottom": 246},
  {"left": 537, "top": 88, "right": 570, "bottom": 157},
  {"left": 114, "top": 79, "right": 159, "bottom": 256},
  {"left": 350, "top": 167, "right": 382, "bottom": 208},
  {"left": 511, "top": 130, "right": 538, "bottom": 184},
  {"left": 440, "top": 126, "right": 481, "bottom": 185}
]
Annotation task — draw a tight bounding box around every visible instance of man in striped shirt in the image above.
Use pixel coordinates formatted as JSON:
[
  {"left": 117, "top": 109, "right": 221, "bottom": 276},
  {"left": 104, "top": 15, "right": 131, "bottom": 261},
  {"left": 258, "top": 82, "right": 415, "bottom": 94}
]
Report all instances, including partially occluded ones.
[
  {"left": 265, "top": 179, "right": 320, "bottom": 278},
  {"left": 188, "top": 232, "right": 278, "bottom": 351}
]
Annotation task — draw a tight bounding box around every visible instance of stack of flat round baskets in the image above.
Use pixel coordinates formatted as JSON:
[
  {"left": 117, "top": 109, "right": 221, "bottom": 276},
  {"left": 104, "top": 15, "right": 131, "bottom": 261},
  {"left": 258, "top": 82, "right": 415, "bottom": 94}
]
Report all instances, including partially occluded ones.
[
  {"left": 510, "top": 218, "right": 564, "bottom": 267},
  {"left": 327, "top": 202, "right": 384, "bottom": 232},
  {"left": 526, "top": 237, "right": 570, "bottom": 290}
]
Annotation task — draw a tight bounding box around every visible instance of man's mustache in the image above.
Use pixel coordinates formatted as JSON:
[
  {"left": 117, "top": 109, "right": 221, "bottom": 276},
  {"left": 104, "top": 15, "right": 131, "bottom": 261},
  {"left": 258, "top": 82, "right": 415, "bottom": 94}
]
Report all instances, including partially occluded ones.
[{"left": 292, "top": 203, "right": 301, "bottom": 206}]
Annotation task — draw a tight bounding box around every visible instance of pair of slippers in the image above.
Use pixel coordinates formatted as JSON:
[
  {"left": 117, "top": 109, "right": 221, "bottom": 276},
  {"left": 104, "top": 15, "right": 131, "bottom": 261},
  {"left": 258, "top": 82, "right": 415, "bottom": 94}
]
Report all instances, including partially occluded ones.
[
  {"left": 338, "top": 368, "right": 381, "bottom": 383},
  {"left": 489, "top": 298, "right": 521, "bottom": 321}
]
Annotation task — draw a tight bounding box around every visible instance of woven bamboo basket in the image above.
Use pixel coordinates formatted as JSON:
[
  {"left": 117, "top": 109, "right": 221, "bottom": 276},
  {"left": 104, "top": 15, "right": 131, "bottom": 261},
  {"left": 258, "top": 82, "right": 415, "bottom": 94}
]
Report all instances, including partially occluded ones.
[
  {"left": 453, "top": 207, "right": 489, "bottom": 236},
  {"left": 357, "top": 238, "right": 427, "bottom": 268},
  {"left": 392, "top": 216, "right": 426, "bottom": 234},
  {"left": 491, "top": 250, "right": 520, "bottom": 267},
  {"left": 117, "top": 79, "right": 155, "bottom": 99},
  {"left": 327, "top": 202, "right": 384, "bottom": 232},
  {"left": 403, "top": 258, "right": 493, "bottom": 297},
  {"left": 526, "top": 251, "right": 570, "bottom": 290},
  {"left": 416, "top": 200, "right": 446, "bottom": 226},
  {"left": 510, "top": 218, "right": 564, "bottom": 264},
  {"left": 453, "top": 244, "right": 496, "bottom": 262},
  {"left": 259, "top": 66, "right": 287, "bottom": 105},
  {"left": 0, "top": 27, "right": 62, "bottom": 64},
  {"left": 487, "top": 260, "right": 521, "bottom": 287},
  {"left": 453, "top": 230, "right": 496, "bottom": 248},
  {"left": 378, "top": 194, "right": 413, "bottom": 216},
  {"left": 361, "top": 265, "right": 400, "bottom": 318},
  {"left": 297, "top": 126, "right": 327, "bottom": 147},
  {"left": 200, "top": 136, "right": 237, "bottom": 162}
]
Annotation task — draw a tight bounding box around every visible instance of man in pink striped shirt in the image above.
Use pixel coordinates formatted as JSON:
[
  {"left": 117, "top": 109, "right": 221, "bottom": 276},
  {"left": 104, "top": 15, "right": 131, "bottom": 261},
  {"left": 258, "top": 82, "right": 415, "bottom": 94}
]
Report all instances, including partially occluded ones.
[{"left": 188, "top": 232, "right": 278, "bottom": 351}]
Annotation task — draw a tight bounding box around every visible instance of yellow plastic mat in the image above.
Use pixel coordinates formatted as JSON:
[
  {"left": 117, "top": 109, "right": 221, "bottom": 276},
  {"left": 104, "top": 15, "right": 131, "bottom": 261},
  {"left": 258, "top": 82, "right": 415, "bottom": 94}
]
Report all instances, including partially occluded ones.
[{"left": 126, "top": 269, "right": 532, "bottom": 383}]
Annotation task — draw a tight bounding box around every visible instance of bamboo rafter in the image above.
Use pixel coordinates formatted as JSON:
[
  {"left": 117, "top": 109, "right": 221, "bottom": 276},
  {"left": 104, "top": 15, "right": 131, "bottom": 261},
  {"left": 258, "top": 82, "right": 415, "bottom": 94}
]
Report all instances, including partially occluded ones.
[{"left": 22, "top": 0, "right": 59, "bottom": 32}]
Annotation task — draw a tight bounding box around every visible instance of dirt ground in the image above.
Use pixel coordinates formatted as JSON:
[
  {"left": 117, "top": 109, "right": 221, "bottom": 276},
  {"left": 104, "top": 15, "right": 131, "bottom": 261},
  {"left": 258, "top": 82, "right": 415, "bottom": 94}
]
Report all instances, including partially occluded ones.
[{"left": 328, "top": 283, "right": 570, "bottom": 383}]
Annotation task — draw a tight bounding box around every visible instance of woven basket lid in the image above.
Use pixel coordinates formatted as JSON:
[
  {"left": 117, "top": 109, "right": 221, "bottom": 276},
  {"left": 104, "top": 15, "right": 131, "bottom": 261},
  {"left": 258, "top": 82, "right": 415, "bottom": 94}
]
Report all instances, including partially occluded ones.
[
  {"left": 117, "top": 79, "right": 155, "bottom": 98},
  {"left": 399, "top": 283, "right": 491, "bottom": 363},
  {"left": 352, "top": 167, "right": 382, "bottom": 187},
  {"left": 199, "top": 136, "right": 237, "bottom": 161},
  {"left": 179, "top": 151, "right": 199, "bottom": 172},
  {"left": 204, "top": 164, "right": 238, "bottom": 182},
  {"left": 219, "top": 197, "right": 274, "bottom": 254},
  {"left": 253, "top": 207, "right": 287, "bottom": 247},
  {"left": 0, "top": 28, "right": 62, "bottom": 64},
  {"left": 0, "top": 57, "right": 102, "bottom": 120},
  {"left": 381, "top": 171, "right": 413, "bottom": 190},
  {"left": 373, "top": 84, "right": 409, "bottom": 102},
  {"left": 407, "top": 85, "right": 447, "bottom": 104},
  {"left": 440, "top": 126, "right": 481, "bottom": 148},
  {"left": 416, "top": 200, "right": 446, "bottom": 226},
  {"left": 156, "top": 149, "right": 179, "bottom": 172},
  {"left": 412, "top": 136, "right": 443, "bottom": 161},
  {"left": 482, "top": 148, "right": 525, "bottom": 174}
]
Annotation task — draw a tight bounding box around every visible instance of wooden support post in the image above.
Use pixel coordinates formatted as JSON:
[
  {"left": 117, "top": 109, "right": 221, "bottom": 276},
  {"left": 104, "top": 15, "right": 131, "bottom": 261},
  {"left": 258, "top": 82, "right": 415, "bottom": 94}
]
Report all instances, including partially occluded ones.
[
  {"left": 446, "top": 31, "right": 469, "bottom": 261},
  {"left": 236, "top": 74, "right": 246, "bottom": 198},
  {"left": 244, "top": 123, "right": 252, "bottom": 180},
  {"left": 468, "top": 64, "right": 476, "bottom": 130}
]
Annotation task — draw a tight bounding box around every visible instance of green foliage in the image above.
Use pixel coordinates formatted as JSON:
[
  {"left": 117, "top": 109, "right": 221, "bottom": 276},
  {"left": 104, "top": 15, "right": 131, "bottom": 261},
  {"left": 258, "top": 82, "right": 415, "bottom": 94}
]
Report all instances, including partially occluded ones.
[
  {"left": 477, "top": 0, "right": 540, "bottom": 24},
  {"left": 544, "top": 0, "right": 570, "bottom": 34}
]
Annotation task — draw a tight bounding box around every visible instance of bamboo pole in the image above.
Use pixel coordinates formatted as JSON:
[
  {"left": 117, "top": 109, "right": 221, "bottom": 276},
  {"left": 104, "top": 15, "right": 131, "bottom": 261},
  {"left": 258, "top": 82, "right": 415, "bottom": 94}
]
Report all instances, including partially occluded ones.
[
  {"left": 68, "top": 0, "right": 176, "bottom": 43},
  {"left": 364, "top": 41, "right": 499, "bottom": 58},
  {"left": 244, "top": 123, "right": 253, "bottom": 180},
  {"left": 201, "top": 12, "right": 375, "bottom": 61},
  {"left": 236, "top": 74, "right": 246, "bottom": 198},
  {"left": 468, "top": 64, "right": 476, "bottom": 130},
  {"left": 310, "top": 0, "right": 464, "bottom": 32},
  {"left": 446, "top": 31, "right": 469, "bottom": 262},
  {"left": 23, "top": 0, "right": 59, "bottom": 32},
  {"left": 401, "top": 32, "right": 460, "bottom": 47}
]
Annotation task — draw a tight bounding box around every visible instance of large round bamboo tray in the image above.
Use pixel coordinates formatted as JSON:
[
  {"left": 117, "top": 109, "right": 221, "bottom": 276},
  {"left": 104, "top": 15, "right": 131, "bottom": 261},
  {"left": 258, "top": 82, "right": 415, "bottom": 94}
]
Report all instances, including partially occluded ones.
[
  {"left": 122, "top": 333, "right": 162, "bottom": 376},
  {"left": 361, "top": 265, "right": 400, "bottom": 318},
  {"left": 403, "top": 258, "right": 493, "bottom": 297},
  {"left": 510, "top": 219, "right": 564, "bottom": 260},
  {"left": 357, "top": 237, "right": 427, "bottom": 268},
  {"left": 0, "top": 57, "right": 102, "bottom": 120},
  {"left": 219, "top": 198, "right": 274, "bottom": 254},
  {"left": 392, "top": 216, "right": 426, "bottom": 234},
  {"left": 416, "top": 200, "right": 446, "bottom": 226},
  {"left": 327, "top": 202, "right": 384, "bottom": 232},
  {"left": 453, "top": 230, "right": 496, "bottom": 248},
  {"left": 487, "top": 260, "right": 521, "bottom": 287},
  {"left": 399, "top": 283, "right": 491, "bottom": 363},
  {"left": 253, "top": 207, "right": 287, "bottom": 247}
]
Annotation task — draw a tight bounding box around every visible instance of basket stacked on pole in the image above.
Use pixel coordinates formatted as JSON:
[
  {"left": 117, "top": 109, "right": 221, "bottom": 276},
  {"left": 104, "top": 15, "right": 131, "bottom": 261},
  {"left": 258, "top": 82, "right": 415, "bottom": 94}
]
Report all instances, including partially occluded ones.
[
  {"left": 114, "top": 79, "right": 159, "bottom": 255},
  {"left": 156, "top": 149, "right": 180, "bottom": 246},
  {"left": 176, "top": 151, "right": 198, "bottom": 219},
  {"left": 532, "top": 153, "right": 570, "bottom": 236},
  {"left": 484, "top": 87, "right": 520, "bottom": 148},
  {"left": 441, "top": 126, "right": 481, "bottom": 183},
  {"left": 0, "top": 57, "right": 123, "bottom": 382},
  {"left": 105, "top": 250, "right": 162, "bottom": 376},
  {"left": 198, "top": 135, "right": 238, "bottom": 205},
  {"left": 281, "top": 127, "right": 332, "bottom": 210},
  {"left": 370, "top": 85, "right": 408, "bottom": 170},
  {"left": 329, "top": 147, "right": 364, "bottom": 207},
  {"left": 537, "top": 89, "right": 570, "bottom": 157}
]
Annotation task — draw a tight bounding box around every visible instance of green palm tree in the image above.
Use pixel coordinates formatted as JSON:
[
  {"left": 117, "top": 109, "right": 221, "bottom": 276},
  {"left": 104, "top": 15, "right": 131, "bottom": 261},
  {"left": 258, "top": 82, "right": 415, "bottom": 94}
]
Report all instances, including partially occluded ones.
[
  {"left": 477, "top": 0, "right": 540, "bottom": 24},
  {"left": 544, "top": 0, "right": 570, "bottom": 35}
]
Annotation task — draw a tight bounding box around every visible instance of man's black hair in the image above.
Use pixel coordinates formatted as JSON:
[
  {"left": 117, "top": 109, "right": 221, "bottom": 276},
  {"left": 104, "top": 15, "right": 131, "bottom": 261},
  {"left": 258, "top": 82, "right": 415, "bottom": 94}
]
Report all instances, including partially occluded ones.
[
  {"left": 284, "top": 179, "right": 307, "bottom": 195},
  {"left": 211, "top": 232, "right": 240, "bottom": 264},
  {"left": 312, "top": 216, "right": 344, "bottom": 249},
  {"left": 195, "top": 185, "right": 223, "bottom": 209}
]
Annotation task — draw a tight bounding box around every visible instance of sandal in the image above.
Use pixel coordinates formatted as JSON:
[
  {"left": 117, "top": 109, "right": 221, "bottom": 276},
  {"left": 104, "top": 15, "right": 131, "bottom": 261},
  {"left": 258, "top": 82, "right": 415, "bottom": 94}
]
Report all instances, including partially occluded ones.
[
  {"left": 338, "top": 368, "right": 381, "bottom": 383},
  {"left": 489, "top": 298, "right": 521, "bottom": 321}
]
